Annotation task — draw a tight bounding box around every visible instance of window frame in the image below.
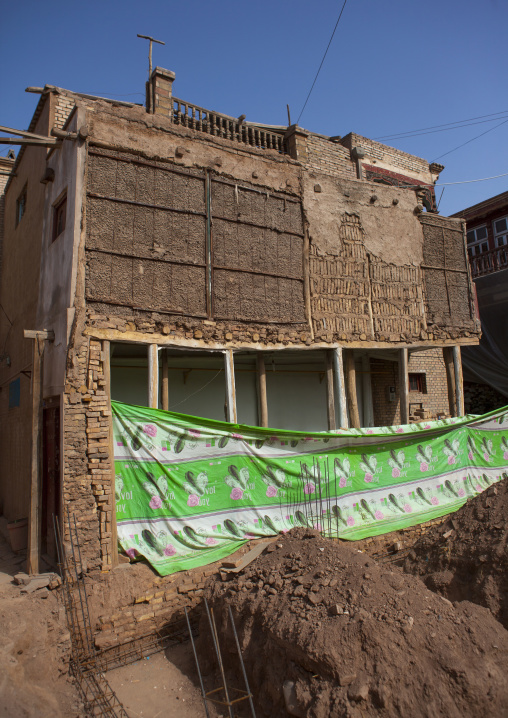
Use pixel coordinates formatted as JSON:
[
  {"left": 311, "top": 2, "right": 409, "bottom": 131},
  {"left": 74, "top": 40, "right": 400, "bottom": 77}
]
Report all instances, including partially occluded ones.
[
  {"left": 493, "top": 215, "right": 508, "bottom": 249},
  {"left": 15, "top": 184, "right": 27, "bottom": 228},
  {"left": 467, "top": 224, "right": 489, "bottom": 258},
  {"left": 408, "top": 372, "right": 427, "bottom": 394},
  {"left": 52, "top": 192, "right": 67, "bottom": 242}
]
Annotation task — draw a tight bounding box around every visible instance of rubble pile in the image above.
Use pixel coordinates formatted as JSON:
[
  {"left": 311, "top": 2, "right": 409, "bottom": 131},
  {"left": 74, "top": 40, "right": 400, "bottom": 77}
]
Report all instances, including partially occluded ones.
[
  {"left": 203, "top": 528, "right": 508, "bottom": 718},
  {"left": 404, "top": 476, "right": 508, "bottom": 628}
]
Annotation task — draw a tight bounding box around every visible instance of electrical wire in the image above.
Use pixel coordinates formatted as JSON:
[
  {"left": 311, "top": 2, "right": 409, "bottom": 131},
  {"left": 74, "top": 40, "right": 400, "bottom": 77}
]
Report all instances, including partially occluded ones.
[
  {"left": 435, "top": 171, "right": 508, "bottom": 186},
  {"left": 433, "top": 117, "right": 508, "bottom": 162},
  {"left": 374, "top": 114, "right": 508, "bottom": 142},
  {"left": 374, "top": 110, "right": 508, "bottom": 141},
  {"left": 296, "top": 0, "right": 349, "bottom": 125},
  {"left": 168, "top": 367, "right": 224, "bottom": 410}
]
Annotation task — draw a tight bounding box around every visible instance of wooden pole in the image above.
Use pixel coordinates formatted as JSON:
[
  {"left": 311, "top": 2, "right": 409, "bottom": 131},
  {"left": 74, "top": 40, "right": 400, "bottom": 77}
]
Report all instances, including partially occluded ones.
[
  {"left": 344, "top": 349, "right": 360, "bottom": 429},
  {"left": 148, "top": 344, "right": 159, "bottom": 409},
  {"left": 224, "top": 349, "right": 237, "bottom": 423},
  {"left": 361, "top": 354, "right": 374, "bottom": 428},
  {"left": 161, "top": 348, "right": 169, "bottom": 411},
  {"left": 27, "top": 337, "right": 43, "bottom": 575},
  {"left": 333, "top": 347, "right": 349, "bottom": 428},
  {"left": 325, "top": 350, "right": 336, "bottom": 430},
  {"left": 399, "top": 348, "right": 409, "bottom": 425},
  {"left": 453, "top": 346, "right": 464, "bottom": 416},
  {"left": 103, "top": 340, "right": 118, "bottom": 569},
  {"left": 443, "top": 347, "right": 457, "bottom": 417},
  {"left": 256, "top": 354, "right": 268, "bottom": 427}
]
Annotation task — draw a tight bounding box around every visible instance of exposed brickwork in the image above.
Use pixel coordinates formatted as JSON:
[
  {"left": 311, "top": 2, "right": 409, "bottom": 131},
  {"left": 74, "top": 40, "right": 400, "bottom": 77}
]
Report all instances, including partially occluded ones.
[
  {"left": 54, "top": 94, "right": 75, "bottom": 130},
  {"left": 306, "top": 135, "right": 356, "bottom": 180},
  {"left": 370, "top": 348, "right": 451, "bottom": 426},
  {"left": 340, "top": 133, "right": 431, "bottom": 179}
]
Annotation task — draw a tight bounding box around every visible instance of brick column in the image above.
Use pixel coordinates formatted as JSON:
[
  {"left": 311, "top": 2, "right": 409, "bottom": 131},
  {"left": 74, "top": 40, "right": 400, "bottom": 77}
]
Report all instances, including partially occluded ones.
[
  {"left": 284, "top": 125, "right": 309, "bottom": 162},
  {"left": 147, "top": 66, "right": 175, "bottom": 117}
]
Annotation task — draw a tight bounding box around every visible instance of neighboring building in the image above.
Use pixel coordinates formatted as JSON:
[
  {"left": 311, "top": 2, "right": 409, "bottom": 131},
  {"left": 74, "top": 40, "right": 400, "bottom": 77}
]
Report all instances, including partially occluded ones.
[
  {"left": 0, "top": 69, "right": 479, "bottom": 572},
  {"left": 452, "top": 192, "right": 508, "bottom": 412}
]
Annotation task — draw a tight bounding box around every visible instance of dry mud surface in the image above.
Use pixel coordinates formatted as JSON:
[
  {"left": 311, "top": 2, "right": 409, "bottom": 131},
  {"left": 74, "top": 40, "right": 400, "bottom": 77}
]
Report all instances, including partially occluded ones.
[
  {"left": 203, "top": 527, "right": 508, "bottom": 718},
  {"left": 404, "top": 478, "right": 508, "bottom": 628}
]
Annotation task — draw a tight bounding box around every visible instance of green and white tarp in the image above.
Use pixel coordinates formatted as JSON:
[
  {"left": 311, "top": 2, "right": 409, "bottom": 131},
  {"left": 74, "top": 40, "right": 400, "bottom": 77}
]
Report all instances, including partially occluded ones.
[{"left": 112, "top": 401, "right": 508, "bottom": 576}]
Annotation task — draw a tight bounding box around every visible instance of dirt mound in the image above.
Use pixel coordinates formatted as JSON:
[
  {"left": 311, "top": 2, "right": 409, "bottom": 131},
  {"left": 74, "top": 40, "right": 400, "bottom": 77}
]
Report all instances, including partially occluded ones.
[
  {"left": 403, "top": 477, "right": 508, "bottom": 627},
  {"left": 202, "top": 529, "right": 508, "bottom": 718}
]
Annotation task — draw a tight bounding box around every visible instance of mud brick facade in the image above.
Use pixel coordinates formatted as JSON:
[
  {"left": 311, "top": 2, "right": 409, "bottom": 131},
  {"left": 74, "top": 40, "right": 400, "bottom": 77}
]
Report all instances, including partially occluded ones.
[{"left": 0, "top": 69, "right": 480, "bottom": 616}]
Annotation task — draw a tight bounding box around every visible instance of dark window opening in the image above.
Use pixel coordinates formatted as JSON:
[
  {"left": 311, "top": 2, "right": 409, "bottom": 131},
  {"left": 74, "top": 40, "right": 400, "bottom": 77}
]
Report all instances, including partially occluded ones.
[
  {"left": 408, "top": 373, "right": 427, "bottom": 393},
  {"left": 52, "top": 194, "right": 67, "bottom": 241},
  {"left": 16, "top": 185, "right": 27, "bottom": 227}
]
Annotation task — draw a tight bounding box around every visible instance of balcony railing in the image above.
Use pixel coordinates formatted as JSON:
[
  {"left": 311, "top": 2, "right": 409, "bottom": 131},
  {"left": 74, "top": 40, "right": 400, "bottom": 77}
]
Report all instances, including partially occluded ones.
[
  {"left": 171, "top": 96, "right": 287, "bottom": 153},
  {"left": 470, "top": 245, "right": 508, "bottom": 278}
]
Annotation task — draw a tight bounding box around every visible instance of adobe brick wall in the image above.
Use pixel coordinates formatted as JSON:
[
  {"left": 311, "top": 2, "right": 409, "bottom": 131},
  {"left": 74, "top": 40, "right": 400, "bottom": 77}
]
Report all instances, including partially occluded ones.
[
  {"left": 340, "top": 133, "right": 431, "bottom": 181},
  {"left": 370, "top": 348, "right": 451, "bottom": 427},
  {"left": 305, "top": 135, "right": 357, "bottom": 180}
]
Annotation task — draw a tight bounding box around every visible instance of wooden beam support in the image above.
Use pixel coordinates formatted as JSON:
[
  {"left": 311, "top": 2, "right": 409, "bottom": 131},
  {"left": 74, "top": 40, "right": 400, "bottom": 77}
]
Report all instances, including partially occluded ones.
[
  {"left": 333, "top": 347, "right": 348, "bottom": 428},
  {"left": 344, "top": 349, "right": 360, "bottom": 429},
  {"left": 161, "top": 348, "right": 169, "bottom": 411},
  {"left": 399, "top": 348, "right": 409, "bottom": 425},
  {"left": 443, "top": 347, "right": 457, "bottom": 417},
  {"left": 224, "top": 349, "right": 237, "bottom": 423},
  {"left": 326, "top": 350, "right": 336, "bottom": 430},
  {"left": 361, "top": 354, "right": 374, "bottom": 428},
  {"left": 453, "top": 346, "right": 464, "bottom": 416},
  {"left": 27, "top": 337, "right": 44, "bottom": 575},
  {"left": 256, "top": 353, "right": 268, "bottom": 427},
  {"left": 148, "top": 344, "right": 159, "bottom": 409},
  {"left": 103, "top": 340, "right": 118, "bottom": 569}
]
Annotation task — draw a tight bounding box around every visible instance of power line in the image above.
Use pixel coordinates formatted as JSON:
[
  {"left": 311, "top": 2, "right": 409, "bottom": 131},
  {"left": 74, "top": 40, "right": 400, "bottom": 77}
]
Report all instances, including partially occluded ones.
[
  {"left": 433, "top": 117, "right": 508, "bottom": 161},
  {"left": 374, "top": 110, "right": 508, "bottom": 141},
  {"left": 296, "top": 0, "right": 349, "bottom": 125},
  {"left": 435, "top": 171, "right": 508, "bottom": 186},
  {"left": 374, "top": 114, "right": 508, "bottom": 142}
]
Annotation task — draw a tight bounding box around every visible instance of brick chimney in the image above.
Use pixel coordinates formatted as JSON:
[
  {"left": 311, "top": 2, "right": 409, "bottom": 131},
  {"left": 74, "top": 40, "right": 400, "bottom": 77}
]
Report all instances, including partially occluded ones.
[{"left": 146, "top": 67, "right": 175, "bottom": 117}]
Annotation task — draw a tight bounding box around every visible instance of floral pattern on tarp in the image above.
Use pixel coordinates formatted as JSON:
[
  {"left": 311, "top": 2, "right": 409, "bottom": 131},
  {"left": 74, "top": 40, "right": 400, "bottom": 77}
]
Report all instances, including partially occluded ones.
[{"left": 112, "top": 401, "right": 508, "bottom": 576}]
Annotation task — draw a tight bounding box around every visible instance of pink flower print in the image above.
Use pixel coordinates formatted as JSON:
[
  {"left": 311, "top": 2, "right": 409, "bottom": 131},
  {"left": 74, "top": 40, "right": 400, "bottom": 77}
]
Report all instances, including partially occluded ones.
[
  {"left": 431, "top": 496, "right": 439, "bottom": 506},
  {"left": 126, "top": 548, "right": 138, "bottom": 559},
  {"left": 339, "top": 477, "right": 347, "bottom": 488},
  {"left": 266, "top": 485, "right": 278, "bottom": 498},
  {"left": 304, "top": 482, "right": 315, "bottom": 495},
  {"left": 364, "top": 473, "right": 373, "bottom": 483},
  {"left": 424, "top": 424, "right": 431, "bottom": 429},
  {"left": 230, "top": 487, "right": 244, "bottom": 500},
  {"left": 244, "top": 532, "right": 255, "bottom": 539},
  {"left": 447, "top": 456, "right": 456, "bottom": 465},
  {"left": 475, "top": 484, "right": 482, "bottom": 492},
  {"left": 143, "top": 424, "right": 157, "bottom": 437},
  {"left": 374, "top": 510, "right": 384, "bottom": 520},
  {"left": 392, "top": 468, "right": 401, "bottom": 478},
  {"left": 313, "top": 523, "right": 322, "bottom": 532},
  {"left": 189, "top": 429, "right": 201, "bottom": 438},
  {"left": 149, "top": 496, "right": 162, "bottom": 510},
  {"left": 367, "top": 429, "right": 374, "bottom": 434},
  {"left": 396, "top": 428, "right": 404, "bottom": 433},
  {"left": 164, "top": 544, "right": 176, "bottom": 557},
  {"left": 458, "top": 488, "right": 465, "bottom": 498},
  {"left": 187, "top": 494, "right": 199, "bottom": 507},
  {"left": 468, "top": 451, "right": 474, "bottom": 460},
  {"left": 346, "top": 516, "right": 355, "bottom": 527},
  {"left": 232, "top": 433, "right": 243, "bottom": 440},
  {"left": 420, "top": 462, "right": 429, "bottom": 472},
  {"left": 504, "top": 451, "right": 508, "bottom": 460},
  {"left": 483, "top": 453, "right": 490, "bottom": 462},
  {"left": 403, "top": 503, "right": 412, "bottom": 513},
  {"left": 205, "top": 537, "right": 217, "bottom": 546}
]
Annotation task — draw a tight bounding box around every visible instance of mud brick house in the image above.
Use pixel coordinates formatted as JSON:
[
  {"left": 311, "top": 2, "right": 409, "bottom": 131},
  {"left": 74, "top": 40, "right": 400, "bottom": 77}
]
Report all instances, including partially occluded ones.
[
  {"left": 0, "top": 67, "right": 480, "bottom": 575},
  {"left": 451, "top": 192, "right": 508, "bottom": 411}
]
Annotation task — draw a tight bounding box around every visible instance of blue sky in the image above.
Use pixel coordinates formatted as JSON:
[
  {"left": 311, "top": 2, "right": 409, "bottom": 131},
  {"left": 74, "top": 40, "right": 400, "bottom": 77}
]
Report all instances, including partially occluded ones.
[{"left": 1, "top": 0, "right": 506, "bottom": 216}]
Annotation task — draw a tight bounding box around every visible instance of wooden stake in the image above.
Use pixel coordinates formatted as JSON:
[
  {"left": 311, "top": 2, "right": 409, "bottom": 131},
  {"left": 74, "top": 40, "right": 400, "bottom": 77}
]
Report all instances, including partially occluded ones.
[
  {"left": 399, "top": 348, "right": 409, "bottom": 425},
  {"left": 148, "top": 344, "right": 159, "bottom": 409},
  {"left": 326, "top": 350, "right": 336, "bottom": 430},
  {"left": 256, "top": 354, "right": 268, "bottom": 427},
  {"left": 103, "top": 340, "right": 118, "bottom": 569},
  {"left": 333, "top": 347, "right": 349, "bottom": 428},
  {"left": 224, "top": 349, "right": 237, "bottom": 423},
  {"left": 161, "top": 348, "right": 169, "bottom": 411},
  {"left": 344, "top": 350, "right": 360, "bottom": 429},
  {"left": 27, "top": 336, "right": 43, "bottom": 575},
  {"left": 443, "top": 347, "right": 457, "bottom": 416},
  {"left": 453, "top": 346, "right": 464, "bottom": 416}
]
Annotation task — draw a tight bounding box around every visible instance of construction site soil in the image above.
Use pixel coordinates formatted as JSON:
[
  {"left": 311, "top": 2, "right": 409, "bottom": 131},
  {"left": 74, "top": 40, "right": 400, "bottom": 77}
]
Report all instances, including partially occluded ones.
[{"left": 203, "top": 522, "right": 508, "bottom": 716}]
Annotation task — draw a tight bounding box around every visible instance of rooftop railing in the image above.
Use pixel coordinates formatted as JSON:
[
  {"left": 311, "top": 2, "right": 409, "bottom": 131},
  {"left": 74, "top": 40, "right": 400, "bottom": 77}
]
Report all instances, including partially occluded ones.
[
  {"left": 470, "top": 245, "right": 508, "bottom": 278},
  {"left": 171, "top": 96, "right": 287, "bottom": 153}
]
